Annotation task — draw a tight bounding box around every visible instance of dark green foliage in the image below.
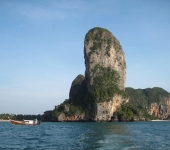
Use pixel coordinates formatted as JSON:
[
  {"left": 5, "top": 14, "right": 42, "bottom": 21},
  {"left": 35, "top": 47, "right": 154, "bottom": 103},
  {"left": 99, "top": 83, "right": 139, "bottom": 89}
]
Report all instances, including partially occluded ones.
[
  {"left": 0, "top": 113, "right": 11, "bottom": 120},
  {"left": 125, "top": 87, "right": 170, "bottom": 108},
  {"left": 52, "top": 102, "right": 84, "bottom": 118},
  {"left": 90, "top": 42, "right": 101, "bottom": 51},
  {"left": 53, "top": 78, "right": 88, "bottom": 119},
  {"left": 85, "top": 27, "right": 111, "bottom": 43},
  {"left": 113, "top": 103, "right": 158, "bottom": 121},
  {"left": 91, "top": 65, "right": 128, "bottom": 102},
  {"left": 0, "top": 113, "right": 42, "bottom": 121},
  {"left": 125, "top": 88, "right": 148, "bottom": 108},
  {"left": 70, "top": 79, "right": 88, "bottom": 107},
  {"left": 122, "top": 87, "right": 170, "bottom": 121},
  {"left": 85, "top": 27, "right": 112, "bottom": 57},
  {"left": 16, "top": 114, "right": 41, "bottom": 120},
  {"left": 65, "top": 105, "right": 84, "bottom": 117},
  {"left": 113, "top": 103, "right": 139, "bottom": 121},
  {"left": 69, "top": 74, "right": 85, "bottom": 99},
  {"left": 70, "top": 74, "right": 84, "bottom": 86},
  {"left": 106, "top": 38, "right": 112, "bottom": 52},
  {"left": 88, "top": 42, "right": 101, "bottom": 56},
  {"left": 144, "top": 87, "right": 170, "bottom": 106}
]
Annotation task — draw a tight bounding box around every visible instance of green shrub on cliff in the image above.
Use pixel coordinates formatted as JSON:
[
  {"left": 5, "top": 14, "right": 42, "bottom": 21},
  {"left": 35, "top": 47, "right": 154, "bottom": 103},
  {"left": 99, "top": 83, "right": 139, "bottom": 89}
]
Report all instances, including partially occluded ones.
[
  {"left": 85, "top": 27, "right": 111, "bottom": 43},
  {"left": 91, "top": 65, "right": 128, "bottom": 102},
  {"left": 113, "top": 102, "right": 158, "bottom": 121},
  {"left": 52, "top": 101, "right": 85, "bottom": 119},
  {"left": 125, "top": 87, "right": 170, "bottom": 108},
  {"left": 88, "top": 42, "right": 102, "bottom": 56},
  {"left": 113, "top": 103, "right": 138, "bottom": 121}
]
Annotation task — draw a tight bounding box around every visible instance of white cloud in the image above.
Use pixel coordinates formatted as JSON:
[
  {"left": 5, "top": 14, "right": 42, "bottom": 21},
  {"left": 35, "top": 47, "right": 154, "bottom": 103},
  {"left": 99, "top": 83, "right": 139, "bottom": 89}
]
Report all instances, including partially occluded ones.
[
  {"left": 16, "top": 4, "right": 67, "bottom": 20},
  {"left": 3, "top": 0, "right": 86, "bottom": 20}
]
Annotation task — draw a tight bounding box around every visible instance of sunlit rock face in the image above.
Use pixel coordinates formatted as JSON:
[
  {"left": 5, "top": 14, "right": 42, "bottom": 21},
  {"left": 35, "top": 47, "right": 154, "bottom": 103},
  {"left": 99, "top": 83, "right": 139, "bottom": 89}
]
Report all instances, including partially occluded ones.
[
  {"left": 149, "top": 98, "right": 170, "bottom": 119},
  {"left": 42, "top": 27, "right": 170, "bottom": 122},
  {"left": 84, "top": 27, "right": 128, "bottom": 121},
  {"left": 84, "top": 27, "right": 126, "bottom": 92},
  {"left": 42, "top": 27, "right": 128, "bottom": 122},
  {"left": 93, "top": 95, "right": 128, "bottom": 121},
  {"left": 125, "top": 87, "right": 170, "bottom": 120}
]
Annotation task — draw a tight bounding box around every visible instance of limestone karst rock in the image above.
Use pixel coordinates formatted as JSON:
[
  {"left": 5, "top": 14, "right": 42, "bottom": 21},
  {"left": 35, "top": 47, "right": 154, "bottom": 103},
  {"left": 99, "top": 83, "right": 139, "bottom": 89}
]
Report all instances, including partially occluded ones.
[
  {"left": 42, "top": 27, "right": 128, "bottom": 122},
  {"left": 69, "top": 74, "right": 85, "bottom": 99},
  {"left": 125, "top": 87, "right": 170, "bottom": 120},
  {"left": 84, "top": 27, "right": 128, "bottom": 121},
  {"left": 42, "top": 27, "right": 170, "bottom": 122},
  {"left": 84, "top": 27, "right": 126, "bottom": 92}
]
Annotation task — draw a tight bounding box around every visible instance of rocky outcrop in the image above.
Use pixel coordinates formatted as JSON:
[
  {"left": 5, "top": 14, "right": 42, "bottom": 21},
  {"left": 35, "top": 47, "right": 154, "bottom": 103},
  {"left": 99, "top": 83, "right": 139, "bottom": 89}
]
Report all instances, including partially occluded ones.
[
  {"left": 126, "top": 87, "right": 170, "bottom": 119},
  {"left": 94, "top": 95, "right": 128, "bottom": 121},
  {"left": 149, "top": 98, "right": 170, "bottom": 119},
  {"left": 42, "top": 27, "right": 128, "bottom": 122},
  {"left": 83, "top": 27, "right": 128, "bottom": 121},
  {"left": 42, "top": 27, "right": 170, "bottom": 122},
  {"left": 58, "top": 112, "right": 85, "bottom": 122},
  {"left": 69, "top": 74, "right": 85, "bottom": 99},
  {"left": 84, "top": 27, "right": 126, "bottom": 91}
]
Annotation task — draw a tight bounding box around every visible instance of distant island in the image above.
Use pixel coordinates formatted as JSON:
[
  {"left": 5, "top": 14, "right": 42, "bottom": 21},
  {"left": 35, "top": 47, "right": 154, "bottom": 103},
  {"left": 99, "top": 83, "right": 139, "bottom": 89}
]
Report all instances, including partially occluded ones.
[
  {"left": 41, "top": 27, "right": 170, "bottom": 122},
  {"left": 0, "top": 114, "right": 41, "bottom": 121}
]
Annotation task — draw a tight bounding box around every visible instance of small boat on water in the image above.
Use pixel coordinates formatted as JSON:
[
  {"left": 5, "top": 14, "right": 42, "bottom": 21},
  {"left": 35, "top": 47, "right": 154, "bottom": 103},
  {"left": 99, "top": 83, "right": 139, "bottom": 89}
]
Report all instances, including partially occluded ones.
[{"left": 9, "top": 119, "right": 41, "bottom": 125}]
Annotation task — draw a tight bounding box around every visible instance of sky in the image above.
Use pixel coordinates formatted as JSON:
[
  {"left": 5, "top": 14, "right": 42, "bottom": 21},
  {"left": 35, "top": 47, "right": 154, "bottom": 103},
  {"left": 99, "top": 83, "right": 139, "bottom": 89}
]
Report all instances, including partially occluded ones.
[{"left": 0, "top": 0, "right": 170, "bottom": 115}]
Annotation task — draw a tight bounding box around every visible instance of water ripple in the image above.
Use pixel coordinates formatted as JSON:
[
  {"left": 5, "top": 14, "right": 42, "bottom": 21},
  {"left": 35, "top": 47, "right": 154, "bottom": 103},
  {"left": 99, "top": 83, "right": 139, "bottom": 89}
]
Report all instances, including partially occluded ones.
[{"left": 0, "top": 122, "right": 170, "bottom": 149}]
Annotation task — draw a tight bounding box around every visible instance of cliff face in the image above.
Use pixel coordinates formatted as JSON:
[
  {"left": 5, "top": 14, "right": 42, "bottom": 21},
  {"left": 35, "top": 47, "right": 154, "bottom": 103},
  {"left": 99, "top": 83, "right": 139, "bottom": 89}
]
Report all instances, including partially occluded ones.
[
  {"left": 125, "top": 87, "right": 170, "bottom": 119},
  {"left": 84, "top": 27, "right": 126, "bottom": 91},
  {"left": 93, "top": 95, "right": 128, "bottom": 121},
  {"left": 43, "top": 27, "right": 128, "bottom": 122},
  {"left": 41, "top": 27, "right": 170, "bottom": 122},
  {"left": 148, "top": 98, "right": 170, "bottom": 119},
  {"left": 69, "top": 74, "right": 85, "bottom": 99},
  {"left": 83, "top": 27, "right": 128, "bottom": 121}
]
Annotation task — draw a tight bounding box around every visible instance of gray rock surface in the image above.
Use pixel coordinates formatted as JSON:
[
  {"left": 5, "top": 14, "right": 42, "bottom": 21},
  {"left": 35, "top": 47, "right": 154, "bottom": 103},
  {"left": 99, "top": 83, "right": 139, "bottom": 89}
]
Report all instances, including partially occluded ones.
[
  {"left": 84, "top": 27, "right": 128, "bottom": 121},
  {"left": 69, "top": 74, "right": 85, "bottom": 99},
  {"left": 84, "top": 27, "right": 126, "bottom": 92}
]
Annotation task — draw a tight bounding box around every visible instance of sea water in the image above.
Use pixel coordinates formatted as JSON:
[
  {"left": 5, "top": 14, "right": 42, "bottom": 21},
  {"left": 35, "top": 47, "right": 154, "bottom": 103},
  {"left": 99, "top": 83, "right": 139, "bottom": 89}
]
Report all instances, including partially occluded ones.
[{"left": 0, "top": 121, "right": 170, "bottom": 150}]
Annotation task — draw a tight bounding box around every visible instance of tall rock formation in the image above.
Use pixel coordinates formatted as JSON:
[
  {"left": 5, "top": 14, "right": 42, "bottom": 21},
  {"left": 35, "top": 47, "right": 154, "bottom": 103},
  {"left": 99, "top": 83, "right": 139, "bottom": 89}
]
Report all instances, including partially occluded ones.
[
  {"left": 84, "top": 27, "right": 126, "bottom": 91},
  {"left": 69, "top": 74, "right": 85, "bottom": 99},
  {"left": 42, "top": 27, "right": 128, "bottom": 122},
  {"left": 84, "top": 27, "right": 128, "bottom": 121},
  {"left": 42, "top": 27, "right": 170, "bottom": 122}
]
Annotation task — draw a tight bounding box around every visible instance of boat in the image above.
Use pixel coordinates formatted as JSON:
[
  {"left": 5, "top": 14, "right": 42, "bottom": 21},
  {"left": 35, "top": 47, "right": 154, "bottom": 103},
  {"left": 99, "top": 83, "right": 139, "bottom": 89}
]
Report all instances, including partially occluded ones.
[{"left": 9, "top": 119, "right": 41, "bottom": 125}]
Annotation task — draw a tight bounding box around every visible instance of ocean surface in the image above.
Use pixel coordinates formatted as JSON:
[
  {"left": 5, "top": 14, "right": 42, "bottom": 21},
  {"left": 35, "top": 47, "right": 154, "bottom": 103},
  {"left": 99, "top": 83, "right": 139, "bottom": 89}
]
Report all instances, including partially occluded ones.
[{"left": 0, "top": 121, "right": 170, "bottom": 150}]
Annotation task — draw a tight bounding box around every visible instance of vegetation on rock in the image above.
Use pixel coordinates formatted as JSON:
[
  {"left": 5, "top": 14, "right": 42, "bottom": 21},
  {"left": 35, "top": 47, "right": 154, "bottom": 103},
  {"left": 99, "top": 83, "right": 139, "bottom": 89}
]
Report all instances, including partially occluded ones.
[
  {"left": 52, "top": 101, "right": 84, "bottom": 118},
  {"left": 0, "top": 113, "right": 41, "bottom": 121},
  {"left": 85, "top": 27, "right": 111, "bottom": 43},
  {"left": 113, "top": 102, "right": 158, "bottom": 121},
  {"left": 91, "top": 65, "right": 128, "bottom": 102},
  {"left": 125, "top": 87, "right": 170, "bottom": 108},
  {"left": 49, "top": 75, "right": 88, "bottom": 121},
  {"left": 42, "top": 27, "right": 170, "bottom": 122},
  {"left": 112, "top": 87, "right": 170, "bottom": 121},
  {"left": 69, "top": 74, "right": 85, "bottom": 99},
  {"left": 85, "top": 27, "right": 113, "bottom": 57}
]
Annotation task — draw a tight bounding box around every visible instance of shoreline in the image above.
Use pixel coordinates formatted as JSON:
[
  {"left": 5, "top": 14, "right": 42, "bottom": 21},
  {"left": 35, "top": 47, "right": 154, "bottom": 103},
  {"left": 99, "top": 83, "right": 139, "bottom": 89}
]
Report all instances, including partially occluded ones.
[
  {"left": 0, "top": 120, "right": 10, "bottom": 122},
  {"left": 151, "top": 120, "right": 170, "bottom": 121}
]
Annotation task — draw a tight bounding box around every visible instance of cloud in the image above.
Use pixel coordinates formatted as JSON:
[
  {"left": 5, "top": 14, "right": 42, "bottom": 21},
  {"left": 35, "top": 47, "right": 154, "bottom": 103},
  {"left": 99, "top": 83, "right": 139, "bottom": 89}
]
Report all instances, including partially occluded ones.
[
  {"left": 3, "top": 0, "right": 86, "bottom": 21},
  {"left": 16, "top": 4, "right": 67, "bottom": 20}
]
